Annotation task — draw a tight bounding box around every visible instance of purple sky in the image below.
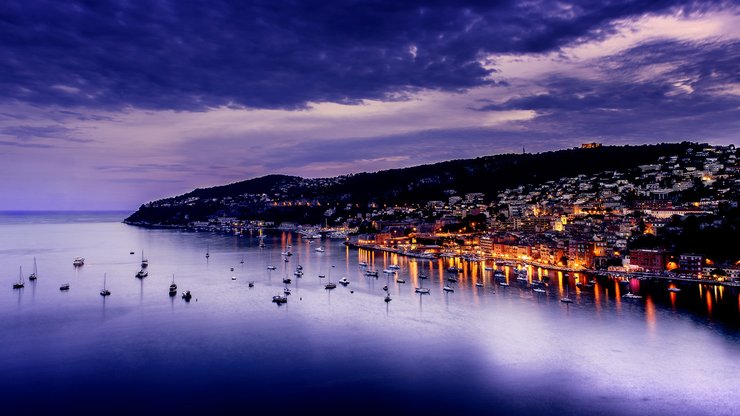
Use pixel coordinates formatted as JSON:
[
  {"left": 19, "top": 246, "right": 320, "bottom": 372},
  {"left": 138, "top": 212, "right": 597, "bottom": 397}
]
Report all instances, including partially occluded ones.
[{"left": 0, "top": 1, "right": 738, "bottom": 210}]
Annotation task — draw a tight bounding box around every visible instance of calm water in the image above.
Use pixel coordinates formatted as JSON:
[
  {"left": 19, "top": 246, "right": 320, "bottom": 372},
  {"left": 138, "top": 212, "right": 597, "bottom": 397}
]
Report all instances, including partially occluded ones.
[{"left": 0, "top": 212, "right": 738, "bottom": 415}]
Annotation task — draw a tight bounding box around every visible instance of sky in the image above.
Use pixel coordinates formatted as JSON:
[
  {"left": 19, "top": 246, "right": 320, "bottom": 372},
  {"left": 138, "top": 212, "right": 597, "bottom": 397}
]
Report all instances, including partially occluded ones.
[{"left": 0, "top": 1, "right": 738, "bottom": 210}]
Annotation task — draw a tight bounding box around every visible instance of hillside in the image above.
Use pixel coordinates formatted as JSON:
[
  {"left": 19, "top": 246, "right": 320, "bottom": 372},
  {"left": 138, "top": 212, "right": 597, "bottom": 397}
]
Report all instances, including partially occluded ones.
[{"left": 124, "top": 142, "right": 699, "bottom": 226}]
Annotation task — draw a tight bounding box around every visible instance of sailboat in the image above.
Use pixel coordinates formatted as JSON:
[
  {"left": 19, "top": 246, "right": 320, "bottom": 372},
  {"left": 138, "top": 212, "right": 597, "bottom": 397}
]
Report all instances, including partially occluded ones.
[
  {"left": 415, "top": 274, "right": 430, "bottom": 294},
  {"left": 100, "top": 273, "right": 111, "bottom": 296},
  {"left": 205, "top": 245, "right": 210, "bottom": 259},
  {"left": 141, "top": 251, "right": 148, "bottom": 268},
  {"left": 325, "top": 266, "right": 337, "bottom": 289},
  {"left": 28, "top": 257, "right": 38, "bottom": 281},
  {"left": 560, "top": 280, "right": 573, "bottom": 303},
  {"left": 169, "top": 274, "right": 177, "bottom": 296},
  {"left": 13, "top": 266, "right": 24, "bottom": 289}
]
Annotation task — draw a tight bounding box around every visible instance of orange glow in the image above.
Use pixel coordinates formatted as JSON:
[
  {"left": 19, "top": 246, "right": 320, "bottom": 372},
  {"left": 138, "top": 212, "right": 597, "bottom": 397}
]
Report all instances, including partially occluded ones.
[
  {"left": 645, "top": 296, "right": 656, "bottom": 332},
  {"left": 706, "top": 290, "right": 713, "bottom": 315}
]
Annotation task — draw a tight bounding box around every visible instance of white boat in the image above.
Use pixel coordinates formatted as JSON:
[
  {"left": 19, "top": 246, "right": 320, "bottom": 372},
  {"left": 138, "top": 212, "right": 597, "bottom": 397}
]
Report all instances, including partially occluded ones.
[
  {"left": 415, "top": 287, "right": 430, "bottom": 294},
  {"left": 667, "top": 287, "right": 681, "bottom": 293},
  {"left": 560, "top": 297, "right": 573, "bottom": 303},
  {"left": 622, "top": 292, "right": 642, "bottom": 299},
  {"left": 358, "top": 262, "right": 368, "bottom": 267},
  {"left": 443, "top": 285, "right": 455, "bottom": 292},
  {"left": 338, "top": 277, "right": 350, "bottom": 286},
  {"left": 281, "top": 251, "right": 293, "bottom": 256},
  {"left": 315, "top": 247, "right": 325, "bottom": 253},
  {"left": 383, "top": 269, "right": 396, "bottom": 274},
  {"left": 533, "top": 288, "right": 546, "bottom": 294},
  {"left": 231, "top": 276, "right": 237, "bottom": 281},
  {"left": 267, "top": 265, "right": 277, "bottom": 270},
  {"left": 396, "top": 277, "right": 406, "bottom": 283},
  {"left": 29, "top": 257, "right": 38, "bottom": 281},
  {"left": 73, "top": 257, "right": 85, "bottom": 267},
  {"left": 475, "top": 282, "right": 484, "bottom": 287},
  {"left": 499, "top": 282, "right": 509, "bottom": 287},
  {"left": 484, "top": 267, "right": 494, "bottom": 272},
  {"left": 447, "top": 276, "right": 458, "bottom": 282},
  {"left": 388, "top": 265, "right": 400, "bottom": 270}
]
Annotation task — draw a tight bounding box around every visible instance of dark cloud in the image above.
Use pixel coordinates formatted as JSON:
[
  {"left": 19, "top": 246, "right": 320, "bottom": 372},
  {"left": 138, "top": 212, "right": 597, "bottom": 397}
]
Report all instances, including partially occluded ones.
[
  {"left": 0, "top": 124, "right": 95, "bottom": 143},
  {"left": 479, "top": 39, "right": 740, "bottom": 141},
  {"left": 0, "top": 0, "right": 724, "bottom": 111}
]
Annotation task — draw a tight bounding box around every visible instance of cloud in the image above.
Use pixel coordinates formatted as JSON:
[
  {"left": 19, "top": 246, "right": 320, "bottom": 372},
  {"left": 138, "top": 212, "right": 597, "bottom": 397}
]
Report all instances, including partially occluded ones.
[{"left": 0, "top": 0, "right": 728, "bottom": 111}]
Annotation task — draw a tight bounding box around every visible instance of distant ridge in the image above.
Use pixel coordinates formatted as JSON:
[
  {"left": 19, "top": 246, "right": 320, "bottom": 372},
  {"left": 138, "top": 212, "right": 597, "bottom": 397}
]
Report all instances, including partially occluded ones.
[{"left": 125, "top": 142, "right": 699, "bottom": 226}]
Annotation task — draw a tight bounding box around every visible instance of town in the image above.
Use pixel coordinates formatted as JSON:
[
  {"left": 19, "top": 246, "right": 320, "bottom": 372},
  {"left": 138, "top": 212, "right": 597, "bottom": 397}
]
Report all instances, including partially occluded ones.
[{"left": 128, "top": 143, "right": 739, "bottom": 285}]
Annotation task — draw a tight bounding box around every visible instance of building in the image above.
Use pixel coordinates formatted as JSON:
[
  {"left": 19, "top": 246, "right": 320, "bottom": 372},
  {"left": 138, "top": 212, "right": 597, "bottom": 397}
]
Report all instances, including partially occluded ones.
[
  {"left": 679, "top": 254, "right": 703, "bottom": 277},
  {"left": 629, "top": 249, "right": 668, "bottom": 273}
]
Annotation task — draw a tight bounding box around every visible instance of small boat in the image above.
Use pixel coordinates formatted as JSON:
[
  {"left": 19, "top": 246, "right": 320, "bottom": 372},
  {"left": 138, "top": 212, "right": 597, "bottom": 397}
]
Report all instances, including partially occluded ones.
[
  {"left": 272, "top": 295, "right": 287, "bottom": 304},
  {"left": 230, "top": 267, "right": 234, "bottom": 272},
  {"left": 100, "top": 273, "right": 111, "bottom": 296},
  {"left": 248, "top": 281, "right": 255, "bottom": 287},
  {"left": 384, "top": 294, "right": 392, "bottom": 303},
  {"left": 358, "top": 262, "right": 368, "bottom": 267},
  {"left": 447, "top": 276, "right": 458, "bottom": 283},
  {"left": 383, "top": 269, "right": 396, "bottom": 274},
  {"left": 388, "top": 264, "right": 400, "bottom": 270},
  {"left": 240, "top": 257, "right": 245, "bottom": 264},
  {"left": 365, "top": 270, "right": 379, "bottom": 277},
  {"left": 129, "top": 251, "right": 135, "bottom": 255},
  {"left": 382, "top": 285, "right": 388, "bottom": 291},
  {"left": 267, "top": 265, "right": 277, "bottom": 270},
  {"left": 169, "top": 274, "right": 177, "bottom": 295},
  {"left": 13, "top": 266, "right": 25, "bottom": 289},
  {"left": 135, "top": 269, "right": 148, "bottom": 278},
  {"left": 499, "top": 282, "right": 509, "bottom": 287},
  {"left": 284, "top": 257, "right": 290, "bottom": 263},
  {"left": 533, "top": 288, "right": 546, "bottom": 294},
  {"left": 493, "top": 270, "right": 505, "bottom": 279},
  {"left": 325, "top": 282, "right": 337, "bottom": 290},
  {"left": 415, "top": 287, "right": 430, "bottom": 294},
  {"left": 418, "top": 273, "right": 428, "bottom": 280},
  {"left": 560, "top": 297, "right": 573, "bottom": 303},
  {"left": 205, "top": 245, "right": 210, "bottom": 259},
  {"left": 475, "top": 282, "right": 484, "bottom": 288},
  {"left": 484, "top": 267, "right": 494, "bottom": 271},
  {"left": 667, "top": 287, "right": 681, "bottom": 293},
  {"left": 396, "top": 277, "right": 406, "bottom": 283},
  {"left": 443, "top": 285, "right": 454, "bottom": 292},
  {"left": 294, "top": 270, "right": 303, "bottom": 277},
  {"left": 281, "top": 251, "right": 292, "bottom": 256},
  {"left": 318, "top": 274, "right": 326, "bottom": 278},
  {"left": 182, "top": 290, "right": 192, "bottom": 301},
  {"left": 282, "top": 277, "right": 292, "bottom": 284},
  {"left": 231, "top": 276, "right": 237, "bottom": 281},
  {"left": 296, "top": 265, "right": 303, "bottom": 271},
  {"left": 446, "top": 267, "right": 459, "bottom": 273},
  {"left": 338, "top": 277, "right": 350, "bottom": 286},
  {"left": 284, "top": 287, "right": 291, "bottom": 295},
  {"left": 59, "top": 283, "right": 70, "bottom": 291},
  {"left": 29, "top": 257, "right": 38, "bottom": 281},
  {"left": 141, "top": 251, "right": 148, "bottom": 268},
  {"left": 622, "top": 292, "right": 642, "bottom": 299},
  {"left": 315, "top": 247, "right": 325, "bottom": 253},
  {"left": 73, "top": 257, "right": 85, "bottom": 267}
]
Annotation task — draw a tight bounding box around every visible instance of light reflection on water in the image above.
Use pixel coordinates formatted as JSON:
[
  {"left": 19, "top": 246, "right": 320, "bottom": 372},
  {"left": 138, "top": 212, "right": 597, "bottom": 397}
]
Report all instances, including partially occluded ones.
[{"left": 0, "top": 213, "right": 738, "bottom": 415}]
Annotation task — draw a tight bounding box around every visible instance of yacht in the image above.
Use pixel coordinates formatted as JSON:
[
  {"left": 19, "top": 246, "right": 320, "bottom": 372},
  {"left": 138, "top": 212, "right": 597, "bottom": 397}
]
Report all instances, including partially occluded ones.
[
  {"left": 140, "top": 251, "right": 148, "bottom": 268},
  {"left": 315, "top": 247, "right": 325, "bottom": 253},
  {"left": 533, "top": 288, "right": 546, "bottom": 294},
  {"left": 415, "top": 287, "right": 430, "bottom": 294},
  {"left": 182, "top": 291, "right": 192, "bottom": 301},
  {"left": 396, "top": 277, "right": 406, "bottom": 283},
  {"left": 59, "top": 283, "right": 70, "bottom": 291},
  {"left": 272, "top": 295, "right": 287, "bottom": 304},
  {"left": 231, "top": 276, "right": 237, "bottom": 281},
  {"left": 100, "top": 273, "right": 110, "bottom": 296},
  {"left": 318, "top": 274, "right": 326, "bottom": 279},
  {"left": 284, "top": 287, "right": 291, "bottom": 295},
  {"left": 282, "top": 277, "right": 292, "bottom": 284},
  {"left": 13, "top": 266, "right": 24, "bottom": 289},
  {"left": 384, "top": 294, "right": 392, "bottom": 303},
  {"left": 135, "top": 269, "right": 148, "bottom": 279},
  {"left": 560, "top": 297, "right": 574, "bottom": 303},
  {"left": 418, "top": 273, "right": 428, "bottom": 280},
  {"left": 325, "top": 282, "right": 337, "bottom": 290},
  {"left": 29, "top": 257, "right": 38, "bottom": 281},
  {"left": 338, "top": 277, "right": 350, "bottom": 286},
  {"left": 443, "top": 285, "right": 455, "bottom": 292},
  {"left": 73, "top": 257, "right": 85, "bottom": 267},
  {"left": 447, "top": 276, "right": 458, "bottom": 283},
  {"left": 388, "top": 265, "right": 400, "bottom": 270},
  {"left": 267, "top": 265, "right": 277, "bottom": 270}
]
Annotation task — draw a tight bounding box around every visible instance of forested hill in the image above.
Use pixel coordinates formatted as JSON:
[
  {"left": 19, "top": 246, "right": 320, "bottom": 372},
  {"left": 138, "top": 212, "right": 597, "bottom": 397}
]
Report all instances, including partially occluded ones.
[{"left": 124, "top": 142, "right": 699, "bottom": 225}]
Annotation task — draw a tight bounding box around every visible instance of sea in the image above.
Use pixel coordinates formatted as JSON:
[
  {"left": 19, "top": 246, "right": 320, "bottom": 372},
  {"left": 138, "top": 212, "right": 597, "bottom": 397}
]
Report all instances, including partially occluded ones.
[{"left": 0, "top": 211, "right": 738, "bottom": 415}]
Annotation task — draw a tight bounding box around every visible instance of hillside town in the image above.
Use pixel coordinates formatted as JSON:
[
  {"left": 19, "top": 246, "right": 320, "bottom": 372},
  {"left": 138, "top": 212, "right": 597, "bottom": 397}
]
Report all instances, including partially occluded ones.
[{"left": 138, "top": 144, "right": 740, "bottom": 283}]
